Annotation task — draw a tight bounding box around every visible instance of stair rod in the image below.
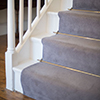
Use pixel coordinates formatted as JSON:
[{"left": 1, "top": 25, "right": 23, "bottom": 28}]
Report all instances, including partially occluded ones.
[
  {"left": 37, "top": 0, "right": 41, "bottom": 18},
  {"left": 28, "top": 0, "right": 32, "bottom": 31},
  {"left": 54, "top": 32, "right": 100, "bottom": 42},
  {"left": 38, "top": 59, "right": 100, "bottom": 78},
  {"left": 69, "top": 8, "right": 100, "bottom": 13},
  {"left": 19, "top": 0, "right": 24, "bottom": 44}
]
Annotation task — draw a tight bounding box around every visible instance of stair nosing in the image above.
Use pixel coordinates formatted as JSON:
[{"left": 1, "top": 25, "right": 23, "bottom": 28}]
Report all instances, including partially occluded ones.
[
  {"left": 13, "top": 59, "right": 37, "bottom": 73},
  {"left": 47, "top": 11, "right": 58, "bottom": 15}
]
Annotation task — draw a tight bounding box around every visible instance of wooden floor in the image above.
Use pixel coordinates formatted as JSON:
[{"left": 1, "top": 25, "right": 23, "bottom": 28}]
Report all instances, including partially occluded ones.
[{"left": 0, "top": 35, "right": 35, "bottom": 100}]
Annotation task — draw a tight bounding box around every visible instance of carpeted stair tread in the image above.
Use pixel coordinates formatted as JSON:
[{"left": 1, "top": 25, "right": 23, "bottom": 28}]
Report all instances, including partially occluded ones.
[
  {"left": 42, "top": 35, "right": 100, "bottom": 76},
  {"left": 58, "top": 11, "right": 100, "bottom": 39},
  {"left": 73, "top": 0, "right": 100, "bottom": 11},
  {"left": 42, "top": 34, "right": 100, "bottom": 49},
  {"left": 21, "top": 62, "right": 100, "bottom": 100}
]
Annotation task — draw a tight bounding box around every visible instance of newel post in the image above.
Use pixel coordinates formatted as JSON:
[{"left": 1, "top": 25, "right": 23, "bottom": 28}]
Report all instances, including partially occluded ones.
[
  {"left": 7, "top": 0, "right": 15, "bottom": 51},
  {"left": 5, "top": 0, "right": 15, "bottom": 91}
]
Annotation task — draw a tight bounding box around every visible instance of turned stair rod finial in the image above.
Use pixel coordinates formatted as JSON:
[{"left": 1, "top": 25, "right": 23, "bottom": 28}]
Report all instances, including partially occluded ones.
[{"left": 7, "top": 0, "right": 15, "bottom": 52}]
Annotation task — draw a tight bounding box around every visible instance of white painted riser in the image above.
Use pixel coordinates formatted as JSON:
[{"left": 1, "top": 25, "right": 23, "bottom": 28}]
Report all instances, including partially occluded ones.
[{"left": 47, "top": 12, "right": 59, "bottom": 33}]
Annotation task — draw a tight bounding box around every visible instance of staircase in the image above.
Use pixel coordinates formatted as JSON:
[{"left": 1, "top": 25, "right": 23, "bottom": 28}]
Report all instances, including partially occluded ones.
[{"left": 5, "top": 0, "right": 100, "bottom": 100}]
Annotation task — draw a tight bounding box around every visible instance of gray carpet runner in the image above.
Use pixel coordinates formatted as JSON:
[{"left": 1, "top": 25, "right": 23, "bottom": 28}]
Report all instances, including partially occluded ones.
[
  {"left": 21, "top": 0, "right": 100, "bottom": 100},
  {"left": 73, "top": 0, "right": 100, "bottom": 11},
  {"left": 21, "top": 62, "right": 100, "bottom": 100},
  {"left": 58, "top": 11, "right": 100, "bottom": 39},
  {"left": 42, "top": 34, "right": 100, "bottom": 76}
]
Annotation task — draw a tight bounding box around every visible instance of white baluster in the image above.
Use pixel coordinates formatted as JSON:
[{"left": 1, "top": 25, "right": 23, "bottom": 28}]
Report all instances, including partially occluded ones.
[
  {"left": 45, "top": 0, "right": 48, "bottom": 6},
  {"left": 28, "top": 0, "right": 32, "bottom": 31},
  {"left": 19, "top": 0, "right": 24, "bottom": 44},
  {"left": 7, "top": 0, "right": 15, "bottom": 51},
  {"left": 37, "top": 0, "right": 41, "bottom": 18}
]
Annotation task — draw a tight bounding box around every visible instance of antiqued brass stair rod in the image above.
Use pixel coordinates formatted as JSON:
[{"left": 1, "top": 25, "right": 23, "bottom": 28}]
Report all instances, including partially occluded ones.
[
  {"left": 53, "top": 31, "right": 100, "bottom": 42},
  {"left": 68, "top": 8, "right": 100, "bottom": 13},
  {"left": 38, "top": 59, "right": 100, "bottom": 78}
]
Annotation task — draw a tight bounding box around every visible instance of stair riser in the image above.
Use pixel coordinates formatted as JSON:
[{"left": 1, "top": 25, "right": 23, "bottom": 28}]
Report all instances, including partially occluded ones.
[
  {"left": 47, "top": 12, "right": 59, "bottom": 34},
  {"left": 42, "top": 39, "right": 100, "bottom": 75},
  {"left": 58, "top": 11, "right": 100, "bottom": 39},
  {"left": 30, "top": 38, "right": 43, "bottom": 61}
]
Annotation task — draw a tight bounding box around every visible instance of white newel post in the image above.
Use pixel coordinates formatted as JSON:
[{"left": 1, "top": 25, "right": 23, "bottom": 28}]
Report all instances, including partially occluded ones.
[
  {"left": 5, "top": 0, "right": 15, "bottom": 91},
  {"left": 7, "top": 0, "right": 15, "bottom": 51}
]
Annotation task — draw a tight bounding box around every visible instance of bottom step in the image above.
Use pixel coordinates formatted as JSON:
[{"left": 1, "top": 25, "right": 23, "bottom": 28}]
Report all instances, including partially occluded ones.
[
  {"left": 21, "top": 62, "right": 100, "bottom": 100},
  {"left": 13, "top": 59, "right": 38, "bottom": 93}
]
